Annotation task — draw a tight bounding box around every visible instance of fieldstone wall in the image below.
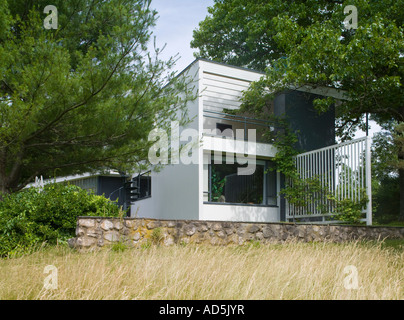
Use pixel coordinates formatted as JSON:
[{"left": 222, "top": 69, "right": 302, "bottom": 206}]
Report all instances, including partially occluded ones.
[{"left": 68, "top": 217, "right": 404, "bottom": 250}]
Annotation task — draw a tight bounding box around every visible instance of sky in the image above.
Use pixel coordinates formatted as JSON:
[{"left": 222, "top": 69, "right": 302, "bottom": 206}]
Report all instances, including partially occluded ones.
[
  {"left": 148, "top": 0, "right": 381, "bottom": 139},
  {"left": 149, "top": 0, "right": 215, "bottom": 74}
]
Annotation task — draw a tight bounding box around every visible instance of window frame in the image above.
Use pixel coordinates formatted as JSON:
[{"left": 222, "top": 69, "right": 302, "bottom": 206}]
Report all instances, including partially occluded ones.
[{"left": 205, "top": 157, "right": 278, "bottom": 207}]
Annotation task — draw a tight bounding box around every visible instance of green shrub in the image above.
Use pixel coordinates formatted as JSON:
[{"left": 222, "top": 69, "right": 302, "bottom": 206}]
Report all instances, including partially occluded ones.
[
  {"left": 110, "top": 241, "right": 128, "bottom": 252},
  {"left": 150, "top": 227, "right": 164, "bottom": 246},
  {"left": 0, "top": 183, "right": 120, "bottom": 257}
]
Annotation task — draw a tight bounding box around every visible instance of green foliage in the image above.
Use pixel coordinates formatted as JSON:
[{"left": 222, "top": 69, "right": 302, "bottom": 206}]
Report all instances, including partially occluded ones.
[
  {"left": 247, "top": 240, "right": 261, "bottom": 249},
  {"left": 281, "top": 175, "right": 324, "bottom": 209},
  {"left": 210, "top": 167, "right": 226, "bottom": 201},
  {"left": 372, "top": 126, "right": 399, "bottom": 180},
  {"left": 150, "top": 227, "right": 164, "bottom": 246},
  {"left": 268, "top": 126, "right": 368, "bottom": 224},
  {"left": 0, "top": 0, "right": 196, "bottom": 193},
  {"left": 192, "top": 0, "right": 340, "bottom": 71},
  {"left": 0, "top": 183, "right": 120, "bottom": 257},
  {"left": 393, "top": 123, "right": 404, "bottom": 172},
  {"left": 371, "top": 126, "right": 401, "bottom": 222},
  {"left": 326, "top": 190, "right": 368, "bottom": 224},
  {"left": 140, "top": 239, "right": 152, "bottom": 250},
  {"left": 373, "top": 176, "right": 400, "bottom": 224},
  {"left": 194, "top": 0, "right": 403, "bottom": 137},
  {"left": 194, "top": 0, "right": 402, "bottom": 221},
  {"left": 111, "top": 241, "right": 128, "bottom": 252}
]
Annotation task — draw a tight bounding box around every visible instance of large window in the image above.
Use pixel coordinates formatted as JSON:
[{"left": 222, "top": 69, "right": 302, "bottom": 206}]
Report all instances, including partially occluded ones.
[
  {"left": 69, "top": 177, "right": 98, "bottom": 194},
  {"left": 206, "top": 158, "right": 277, "bottom": 206}
]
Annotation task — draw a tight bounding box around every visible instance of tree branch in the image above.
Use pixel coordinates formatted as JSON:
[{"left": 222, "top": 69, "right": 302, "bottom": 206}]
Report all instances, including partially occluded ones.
[{"left": 24, "top": 37, "right": 139, "bottom": 144}]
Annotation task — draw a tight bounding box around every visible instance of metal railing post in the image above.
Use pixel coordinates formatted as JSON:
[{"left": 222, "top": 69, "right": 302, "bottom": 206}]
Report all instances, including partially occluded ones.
[
  {"left": 365, "top": 136, "right": 372, "bottom": 226},
  {"left": 244, "top": 116, "right": 247, "bottom": 141}
]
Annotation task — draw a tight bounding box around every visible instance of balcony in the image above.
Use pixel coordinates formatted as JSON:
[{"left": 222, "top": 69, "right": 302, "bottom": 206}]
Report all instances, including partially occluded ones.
[
  {"left": 203, "top": 109, "right": 279, "bottom": 143},
  {"left": 202, "top": 110, "right": 279, "bottom": 159}
]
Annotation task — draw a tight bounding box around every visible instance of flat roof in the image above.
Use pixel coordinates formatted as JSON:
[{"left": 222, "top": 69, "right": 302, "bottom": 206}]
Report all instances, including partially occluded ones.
[{"left": 178, "top": 58, "right": 347, "bottom": 100}]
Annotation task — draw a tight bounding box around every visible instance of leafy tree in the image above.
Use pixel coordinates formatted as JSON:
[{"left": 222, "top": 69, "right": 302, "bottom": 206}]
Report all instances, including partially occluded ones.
[
  {"left": 0, "top": 0, "right": 195, "bottom": 194},
  {"left": 192, "top": 0, "right": 404, "bottom": 220},
  {"left": 191, "top": 0, "right": 339, "bottom": 72},
  {"left": 370, "top": 125, "right": 399, "bottom": 221}
]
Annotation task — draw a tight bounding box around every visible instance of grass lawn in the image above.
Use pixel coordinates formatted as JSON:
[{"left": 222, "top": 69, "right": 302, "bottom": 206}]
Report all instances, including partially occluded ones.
[{"left": 0, "top": 240, "right": 403, "bottom": 300}]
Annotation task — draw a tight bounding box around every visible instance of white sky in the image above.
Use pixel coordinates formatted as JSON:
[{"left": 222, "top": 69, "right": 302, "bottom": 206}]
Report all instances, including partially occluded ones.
[
  {"left": 149, "top": 0, "right": 215, "bottom": 74},
  {"left": 149, "top": 0, "right": 381, "bottom": 139}
]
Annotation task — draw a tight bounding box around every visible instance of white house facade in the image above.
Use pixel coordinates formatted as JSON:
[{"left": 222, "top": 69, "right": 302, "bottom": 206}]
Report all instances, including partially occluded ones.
[
  {"left": 131, "top": 59, "right": 282, "bottom": 222},
  {"left": 32, "top": 59, "right": 372, "bottom": 225}
]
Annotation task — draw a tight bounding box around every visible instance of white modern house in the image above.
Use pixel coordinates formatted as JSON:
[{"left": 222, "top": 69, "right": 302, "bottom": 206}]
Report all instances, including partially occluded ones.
[
  {"left": 129, "top": 59, "right": 374, "bottom": 224},
  {"left": 133, "top": 59, "right": 281, "bottom": 222},
  {"left": 33, "top": 58, "right": 372, "bottom": 224}
]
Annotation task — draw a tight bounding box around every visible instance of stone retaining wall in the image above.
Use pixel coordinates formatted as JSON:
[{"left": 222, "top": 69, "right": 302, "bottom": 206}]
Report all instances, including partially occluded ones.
[{"left": 68, "top": 217, "right": 404, "bottom": 250}]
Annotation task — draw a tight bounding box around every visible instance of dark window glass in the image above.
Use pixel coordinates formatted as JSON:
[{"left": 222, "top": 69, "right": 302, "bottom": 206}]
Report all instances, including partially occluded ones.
[
  {"left": 209, "top": 159, "right": 277, "bottom": 205},
  {"left": 216, "top": 123, "right": 233, "bottom": 137}
]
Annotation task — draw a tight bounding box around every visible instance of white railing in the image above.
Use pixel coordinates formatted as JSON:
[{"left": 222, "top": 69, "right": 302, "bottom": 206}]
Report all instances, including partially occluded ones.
[{"left": 286, "top": 137, "right": 372, "bottom": 225}]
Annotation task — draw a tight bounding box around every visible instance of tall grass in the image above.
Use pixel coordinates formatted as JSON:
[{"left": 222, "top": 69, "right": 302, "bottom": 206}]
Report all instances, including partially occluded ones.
[{"left": 0, "top": 241, "right": 403, "bottom": 300}]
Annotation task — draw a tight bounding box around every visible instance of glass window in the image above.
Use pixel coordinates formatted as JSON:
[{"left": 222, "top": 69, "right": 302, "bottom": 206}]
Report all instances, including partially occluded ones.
[
  {"left": 69, "top": 177, "right": 98, "bottom": 194},
  {"left": 266, "top": 161, "right": 277, "bottom": 206},
  {"left": 216, "top": 123, "right": 233, "bottom": 137},
  {"left": 208, "top": 158, "right": 277, "bottom": 206}
]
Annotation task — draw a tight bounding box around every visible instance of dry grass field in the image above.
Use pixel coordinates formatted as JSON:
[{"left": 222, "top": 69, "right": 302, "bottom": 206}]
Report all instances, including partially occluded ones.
[{"left": 0, "top": 240, "right": 403, "bottom": 300}]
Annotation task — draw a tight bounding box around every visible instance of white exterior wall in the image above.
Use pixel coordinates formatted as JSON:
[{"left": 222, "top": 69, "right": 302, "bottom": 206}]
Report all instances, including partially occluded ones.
[
  {"left": 132, "top": 61, "right": 201, "bottom": 220},
  {"left": 133, "top": 161, "right": 200, "bottom": 220},
  {"left": 201, "top": 204, "right": 280, "bottom": 223},
  {"left": 133, "top": 59, "right": 281, "bottom": 223},
  {"left": 198, "top": 60, "right": 280, "bottom": 223}
]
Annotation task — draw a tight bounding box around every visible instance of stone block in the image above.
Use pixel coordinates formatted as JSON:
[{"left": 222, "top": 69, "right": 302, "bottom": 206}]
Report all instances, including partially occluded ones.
[
  {"left": 132, "top": 232, "right": 141, "bottom": 241},
  {"left": 212, "top": 223, "right": 222, "bottom": 231},
  {"left": 100, "top": 220, "right": 114, "bottom": 231},
  {"left": 147, "top": 220, "right": 161, "bottom": 229},
  {"left": 114, "top": 221, "right": 124, "bottom": 230},
  {"left": 167, "top": 221, "right": 176, "bottom": 228},
  {"left": 225, "top": 227, "right": 234, "bottom": 235},
  {"left": 262, "top": 226, "right": 273, "bottom": 238},
  {"left": 87, "top": 231, "right": 100, "bottom": 238},
  {"left": 77, "top": 237, "right": 96, "bottom": 247},
  {"left": 217, "top": 230, "right": 226, "bottom": 239},
  {"left": 124, "top": 220, "right": 134, "bottom": 228},
  {"left": 185, "top": 225, "right": 196, "bottom": 236},
  {"left": 248, "top": 224, "right": 261, "bottom": 233},
  {"left": 76, "top": 227, "right": 85, "bottom": 237},
  {"left": 79, "top": 219, "right": 95, "bottom": 228},
  {"left": 104, "top": 231, "right": 120, "bottom": 242}
]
